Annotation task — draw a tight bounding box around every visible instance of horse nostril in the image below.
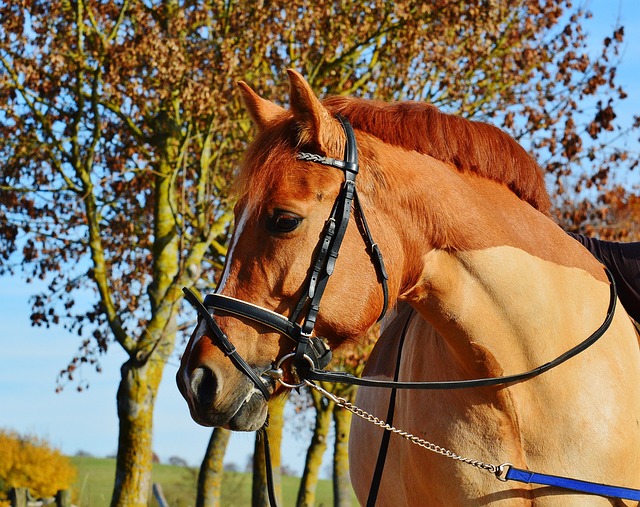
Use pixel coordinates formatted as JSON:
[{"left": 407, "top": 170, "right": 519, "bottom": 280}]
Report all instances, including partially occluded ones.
[{"left": 190, "top": 366, "right": 218, "bottom": 407}]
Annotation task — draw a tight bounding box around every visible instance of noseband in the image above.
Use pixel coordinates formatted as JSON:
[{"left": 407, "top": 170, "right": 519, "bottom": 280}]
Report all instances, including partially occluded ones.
[{"left": 183, "top": 115, "right": 389, "bottom": 399}]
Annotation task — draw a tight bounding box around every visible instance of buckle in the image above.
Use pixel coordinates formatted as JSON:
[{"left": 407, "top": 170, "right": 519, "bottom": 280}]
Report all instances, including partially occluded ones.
[
  {"left": 274, "top": 353, "right": 315, "bottom": 388},
  {"left": 495, "top": 463, "right": 513, "bottom": 482}
]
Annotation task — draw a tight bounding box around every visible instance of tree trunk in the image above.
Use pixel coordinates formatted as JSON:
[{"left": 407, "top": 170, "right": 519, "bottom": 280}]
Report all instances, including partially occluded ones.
[
  {"left": 296, "top": 389, "right": 334, "bottom": 507},
  {"left": 197, "top": 428, "right": 231, "bottom": 507},
  {"left": 333, "top": 404, "right": 352, "bottom": 507},
  {"left": 110, "top": 357, "right": 165, "bottom": 507},
  {"left": 252, "top": 395, "right": 286, "bottom": 507},
  {"left": 9, "top": 488, "right": 27, "bottom": 507},
  {"left": 55, "top": 489, "right": 72, "bottom": 507}
]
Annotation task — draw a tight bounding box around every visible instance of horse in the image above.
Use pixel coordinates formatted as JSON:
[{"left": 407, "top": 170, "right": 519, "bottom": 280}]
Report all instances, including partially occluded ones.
[{"left": 177, "top": 69, "right": 640, "bottom": 505}]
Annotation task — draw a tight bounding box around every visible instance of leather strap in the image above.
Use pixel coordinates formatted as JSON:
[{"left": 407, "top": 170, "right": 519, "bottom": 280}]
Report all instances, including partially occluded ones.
[
  {"left": 200, "top": 293, "right": 333, "bottom": 371},
  {"left": 294, "top": 115, "right": 389, "bottom": 341},
  {"left": 260, "top": 424, "right": 280, "bottom": 507},
  {"left": 366, "top": 311, "right": 413, "bottom": 506},
  {"left": 303, "top": 267, "right": 617, "bottom": 390},
  {"left": 353, "top": 189, "right": 389, "bottom": 321},
  {"left": 202, "top": 293, "right": 299, "bottom": 340},
  {"left": 182, "top": 288, "right": 272, "bottom": 400}
]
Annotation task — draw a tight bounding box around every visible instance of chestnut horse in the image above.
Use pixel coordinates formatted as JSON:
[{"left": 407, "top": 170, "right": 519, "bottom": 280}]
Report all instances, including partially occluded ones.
[{"left": 177, "top": 70, "right": 640, "bottom": 505}]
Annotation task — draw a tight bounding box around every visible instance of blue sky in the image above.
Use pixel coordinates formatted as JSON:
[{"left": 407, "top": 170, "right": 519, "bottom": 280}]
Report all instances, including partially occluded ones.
[{"left": 1, "top": 1, "right": 639, "bottom": 477}]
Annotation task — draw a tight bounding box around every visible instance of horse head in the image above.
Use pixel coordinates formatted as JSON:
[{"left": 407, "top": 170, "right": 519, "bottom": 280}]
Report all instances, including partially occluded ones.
[{"left": 177, "top": 70, "right": 394, "bottom": 430}]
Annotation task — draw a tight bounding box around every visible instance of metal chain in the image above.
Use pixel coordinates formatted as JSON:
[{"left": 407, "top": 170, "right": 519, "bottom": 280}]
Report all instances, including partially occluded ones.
[{"left": 305, "top": 380, "right": 500, "bottom": 476}]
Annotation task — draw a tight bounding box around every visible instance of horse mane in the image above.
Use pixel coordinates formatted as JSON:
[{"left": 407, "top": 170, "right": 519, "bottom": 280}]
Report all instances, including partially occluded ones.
[{"left": 323, "top": 96, "right": 551, "bottom": 214}]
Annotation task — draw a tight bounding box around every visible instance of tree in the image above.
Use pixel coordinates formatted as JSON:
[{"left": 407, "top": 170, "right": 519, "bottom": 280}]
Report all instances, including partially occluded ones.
[
  {"left": 332, "top": 402, "right": 352, "bottom": 507},
  {"left": 1, "top": 1, "right": 636, "bottom": 506},
  {"left": 196, "top": 428, "right": 230, "bottom": 507},
  {"left": 0, "top": 2, "right": 243, "bottom": 505},
  {"left": 295, "top": 387, "right": 334, "bottom": 507},
  {"left": 559, "top": 186, "right": 640, "bottom": 241}
]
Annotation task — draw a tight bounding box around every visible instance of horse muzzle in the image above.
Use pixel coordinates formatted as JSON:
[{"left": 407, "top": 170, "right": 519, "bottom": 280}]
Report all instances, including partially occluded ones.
[{"left": 177, "top": 361, "right": 274, "bottom": 431}]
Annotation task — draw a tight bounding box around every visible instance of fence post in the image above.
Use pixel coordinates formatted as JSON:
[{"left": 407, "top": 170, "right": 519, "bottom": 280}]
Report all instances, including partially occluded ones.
[
  {"left": 152, "top": 483, "right": 170, "bottom": 507},
  {"left": 55, "top": 489, "right": 71, "bottom": 507},
  {"left": 8, "top": 488, "right": 27, "bottom": 507}
]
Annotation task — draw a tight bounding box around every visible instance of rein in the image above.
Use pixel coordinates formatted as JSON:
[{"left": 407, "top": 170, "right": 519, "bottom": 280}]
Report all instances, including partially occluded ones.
[
  {"left": 303, "top": 267, "right": 619, "bottom": 390},
  {"left": 182, "top": 114, "right": 639, "bottom": 504}
]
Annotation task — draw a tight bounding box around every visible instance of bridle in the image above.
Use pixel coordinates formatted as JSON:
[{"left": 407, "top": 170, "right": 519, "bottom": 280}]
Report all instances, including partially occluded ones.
[
  {"left": 181, "top": 114, "right": 630, "bottom": 505},
  {"left": 183, "top": 115, "right": 389, "bottom": 399},
  {"left": 182, "top": 114, "right": 617, "bottom": 398}
]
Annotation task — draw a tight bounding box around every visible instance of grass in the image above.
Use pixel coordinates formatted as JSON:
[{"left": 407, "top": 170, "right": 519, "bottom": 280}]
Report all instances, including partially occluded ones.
[
  {"left": 70, "top": 456, "right": 345, "bottom": 506},
  {"left": 72, "top": 457, "right": 120, "bottom": 507}
]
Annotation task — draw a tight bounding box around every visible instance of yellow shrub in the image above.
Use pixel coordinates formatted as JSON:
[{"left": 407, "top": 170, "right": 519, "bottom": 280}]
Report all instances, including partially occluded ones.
[{"left": 0, "top": 429, "right": 76, "bottom": 500}]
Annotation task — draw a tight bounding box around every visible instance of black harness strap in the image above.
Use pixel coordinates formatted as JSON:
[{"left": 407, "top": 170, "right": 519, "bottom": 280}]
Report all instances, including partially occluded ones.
[
  {"left": 303, "top": 267, "right": 617, "bottom": 390},
  {"left": 354, "top": 189, "right": 390, "bottom": 320},
  {"left": 259, "top": 426, "right": 280, "bottom": 507},
  {"left": 366, "top": 310, "right": 413, "bottom": 507},
  {"left": 182, "top": 288, "right": 271, "bottom": 400},
  {"left": 291, "top": 115, "right": 388, "bottom": 371},
  {"left": 295, "top": 173, "right": 357, "bottom": 368}
]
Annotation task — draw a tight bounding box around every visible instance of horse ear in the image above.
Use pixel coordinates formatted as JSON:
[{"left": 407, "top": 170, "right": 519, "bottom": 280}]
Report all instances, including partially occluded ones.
[
  {"left": 287, "top": 69, "right": 340, "bottom": 152},
  {"left": 238, "top": 81, "right": 286, "bottom": 131}
]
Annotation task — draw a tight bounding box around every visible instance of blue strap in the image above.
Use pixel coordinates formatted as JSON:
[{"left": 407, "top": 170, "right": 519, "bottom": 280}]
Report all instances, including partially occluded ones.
[{"left": 505, "top": 466, "right": 640, "bottom": 501}]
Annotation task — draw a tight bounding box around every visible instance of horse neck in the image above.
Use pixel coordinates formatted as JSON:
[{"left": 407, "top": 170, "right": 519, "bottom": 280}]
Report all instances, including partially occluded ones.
[{"left": 368, "top": 147, "right": 608, "bottom": 377}]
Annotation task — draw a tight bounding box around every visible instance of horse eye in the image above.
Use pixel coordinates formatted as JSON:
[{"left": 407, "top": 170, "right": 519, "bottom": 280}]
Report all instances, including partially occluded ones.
[{"left": 268, "top": 212, "right": 301, "bottom": 233}]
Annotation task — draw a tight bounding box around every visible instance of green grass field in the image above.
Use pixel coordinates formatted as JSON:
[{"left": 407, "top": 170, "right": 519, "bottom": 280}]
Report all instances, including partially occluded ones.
[{"left": 70, "top": 456, "right": 344, "bottom": 506}]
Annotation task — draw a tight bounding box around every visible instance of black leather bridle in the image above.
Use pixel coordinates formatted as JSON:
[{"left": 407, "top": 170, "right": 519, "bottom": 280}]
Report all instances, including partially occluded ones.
[{"left": 183, "top": 115, "right": 390, "bottom": 400}]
